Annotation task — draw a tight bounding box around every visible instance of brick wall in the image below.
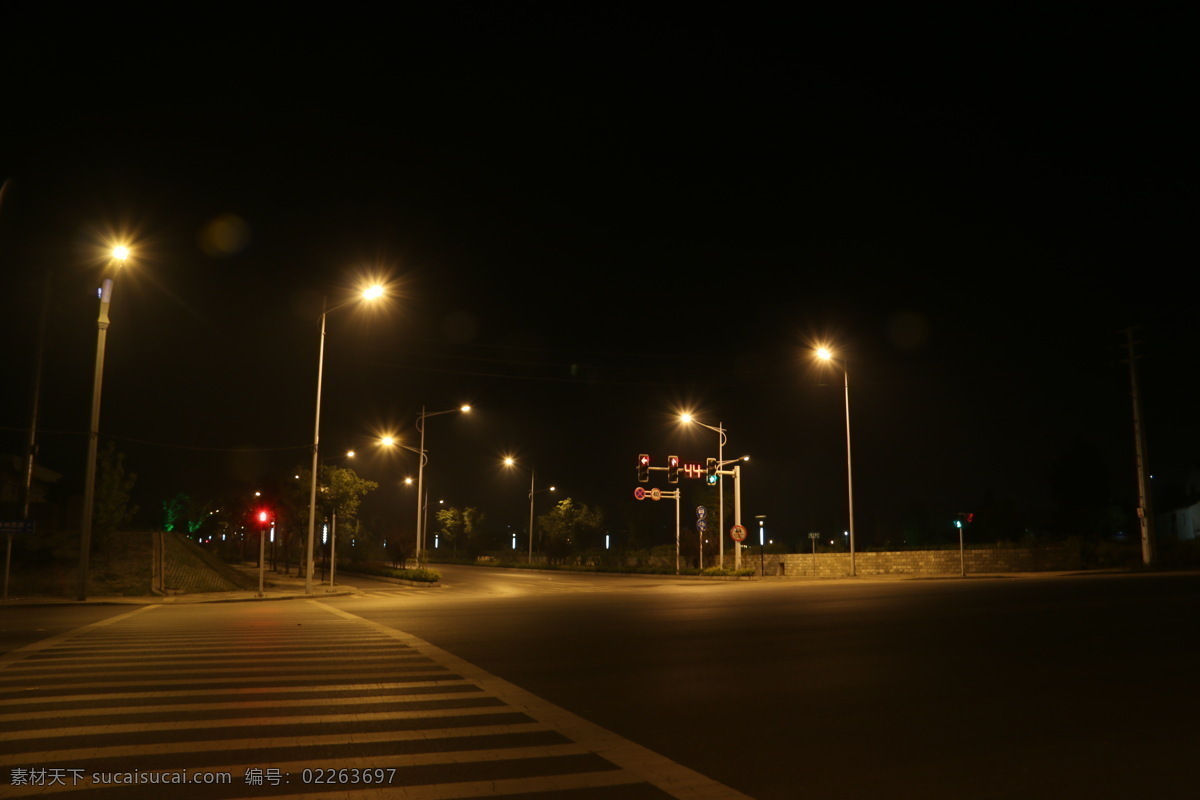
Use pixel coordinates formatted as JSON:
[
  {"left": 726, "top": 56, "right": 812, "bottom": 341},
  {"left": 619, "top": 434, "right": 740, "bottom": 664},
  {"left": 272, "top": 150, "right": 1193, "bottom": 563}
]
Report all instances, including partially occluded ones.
[{"left": 750, "top": 545, "right": 1083, "bottom": 577}]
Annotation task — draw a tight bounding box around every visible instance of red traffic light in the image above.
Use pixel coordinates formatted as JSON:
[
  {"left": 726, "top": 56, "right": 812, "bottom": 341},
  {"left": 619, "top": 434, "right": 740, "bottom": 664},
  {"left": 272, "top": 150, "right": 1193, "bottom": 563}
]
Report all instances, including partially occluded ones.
[
  {"left": 637, "top": 453, "right": 650, "bottom": 483},
  {"left": 256, "top": 509, "right": 272, "bottom": 527}
]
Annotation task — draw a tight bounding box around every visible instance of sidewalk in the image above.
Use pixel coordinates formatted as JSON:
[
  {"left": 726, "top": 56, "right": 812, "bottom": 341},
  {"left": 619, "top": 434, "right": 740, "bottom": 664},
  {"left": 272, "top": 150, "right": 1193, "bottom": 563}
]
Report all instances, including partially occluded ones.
[{"left": 2, "top": 566, "right": 357, "bottom": 606}]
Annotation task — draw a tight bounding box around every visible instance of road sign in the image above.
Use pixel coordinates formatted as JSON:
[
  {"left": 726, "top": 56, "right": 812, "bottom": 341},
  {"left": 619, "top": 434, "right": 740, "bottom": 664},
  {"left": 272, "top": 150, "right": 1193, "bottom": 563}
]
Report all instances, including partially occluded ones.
[
  {"left": 730, "top": 524, "right": 747, "bottom": 542},
  {"left": 634, "top": 487, "right": 646, "bottom": 500},
  {"left": 651, "top": 488, "right": 662, "bottom": 501},
  {"left": 0, "top": 520, "right": 36, "bottom": 535},
  {"left": 696, "top": 505, "right": 707, "bottom": 519},
  {"left": 697, "top": 517, "right": 709, "bottom": 532}
]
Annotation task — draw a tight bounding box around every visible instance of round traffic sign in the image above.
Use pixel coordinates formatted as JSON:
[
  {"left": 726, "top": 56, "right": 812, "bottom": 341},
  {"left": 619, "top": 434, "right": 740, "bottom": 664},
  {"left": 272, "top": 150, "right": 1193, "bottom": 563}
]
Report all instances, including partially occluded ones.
[
  {"left": 651, "top": 488, "right": 662, "bottom": 501},
  {"left": 730, "top": 524, "right": 747, "bottom": 542},
  {"left": 697, "top": 518, "right": 709, "bottom": 532},
  {"left": 696, "top": 505, "right": 708, "bottom": 519},
  {"left": 634, "top": 487, "right": 646, "bottom": 500}
]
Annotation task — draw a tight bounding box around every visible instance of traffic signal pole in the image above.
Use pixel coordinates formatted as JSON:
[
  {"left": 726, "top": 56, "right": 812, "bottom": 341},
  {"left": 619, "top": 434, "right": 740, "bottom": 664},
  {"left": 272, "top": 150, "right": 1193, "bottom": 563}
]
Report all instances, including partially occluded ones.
[{"left": 730, "top": 465, "right": 744, "bottom": 570}]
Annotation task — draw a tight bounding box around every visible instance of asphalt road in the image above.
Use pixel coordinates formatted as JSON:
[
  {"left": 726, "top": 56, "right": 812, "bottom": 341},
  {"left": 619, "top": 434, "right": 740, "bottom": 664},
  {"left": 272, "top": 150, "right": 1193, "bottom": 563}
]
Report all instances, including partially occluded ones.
[
  {"left": 3, "top": 567, "right": 1198, "bottom": 799},
  {"left": 329, "top": 566, "right": 1200, "bottom": 799}
]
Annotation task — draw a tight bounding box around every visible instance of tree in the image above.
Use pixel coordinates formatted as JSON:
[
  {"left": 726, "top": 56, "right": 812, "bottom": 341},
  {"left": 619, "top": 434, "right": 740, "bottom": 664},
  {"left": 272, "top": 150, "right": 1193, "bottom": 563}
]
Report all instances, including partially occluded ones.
[
  {"left": 434, "top": 506, "right": 485, "bottom": 556},
  {"left": 287, "top": 464, "right": 379, "bottom": 530},
  {"left": 93, "top": 441, "right": 137, "bottom": 550},
  {"left": 284, "top": 464, "right": 378, "bottom": 572},
  {"left": 162, "top": 492, "right": 215, "bottom": 535},
  {"left": 538, "top": 498, "right": 605, "bottom": 562},
  {"left": 162, "top": 493, "right": 185, "bottom": 532}
]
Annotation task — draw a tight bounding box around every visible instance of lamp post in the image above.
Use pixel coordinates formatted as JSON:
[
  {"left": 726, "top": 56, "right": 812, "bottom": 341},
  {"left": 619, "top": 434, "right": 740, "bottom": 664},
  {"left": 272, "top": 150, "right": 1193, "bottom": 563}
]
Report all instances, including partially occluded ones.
[
  {"left": 379, "top": 436, "right": 424, "bottom": 567},
  {"left": 305, "top": 284, "right": 385, "bottom": 594},
  {"left": 503, "top": 457, "right": 554, "bottom": 563},
  {"left": 78, "top": 246, "right": 129, "bottom": 601},
  {"left": 816, "top": 347, "right": 856, "bottom": 577},
  {"left": 414, "top": 405, "right": 470, "bottom": 566},
  {"left": 681, "top": 414, "right": 728, "bottom": 567}
]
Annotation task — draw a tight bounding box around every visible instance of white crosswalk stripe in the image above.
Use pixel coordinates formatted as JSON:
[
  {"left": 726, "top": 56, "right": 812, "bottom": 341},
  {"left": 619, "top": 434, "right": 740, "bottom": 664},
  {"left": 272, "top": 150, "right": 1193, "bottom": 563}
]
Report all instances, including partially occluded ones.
[{"left": 2, "top": 603, "right": 748, "bottom": 799}]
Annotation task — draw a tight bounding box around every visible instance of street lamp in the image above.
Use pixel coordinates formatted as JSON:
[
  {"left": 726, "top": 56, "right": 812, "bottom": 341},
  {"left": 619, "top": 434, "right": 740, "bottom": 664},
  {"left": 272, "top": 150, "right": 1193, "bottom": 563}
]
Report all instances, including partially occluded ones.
[
  {"left": 503, "top": 457, "right": 554, "bottom": 563},
  {"left": 78, "top": 245, "right": 129, "bottom": 601},
  {"left": 680, "top": 413, "right": 728, "bottom": 568},
  {"left": 414, "top": 405, "right": 470, "bottom": 565},
  {"left": 377, "top": 435, "right": 424, "bottom": 567},
  {"left": 305, "top": 284, "right": 386, "bottom": 594},
  {"left": 816, "top": 346, "right": 856, "bottom": 577}
]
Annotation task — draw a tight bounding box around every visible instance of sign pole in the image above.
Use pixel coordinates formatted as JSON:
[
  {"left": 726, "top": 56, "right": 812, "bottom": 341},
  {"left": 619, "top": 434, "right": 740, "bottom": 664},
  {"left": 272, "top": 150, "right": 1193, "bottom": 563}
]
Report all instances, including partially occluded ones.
[
  {"left": 734, "top": 464, "right": 742, "bottom": 571},
  {"left": 257, "top": 526, "right": 266, "bottom": 597},
  {"left": 675, "top": 491, "right": 681, "bottom": 575}
]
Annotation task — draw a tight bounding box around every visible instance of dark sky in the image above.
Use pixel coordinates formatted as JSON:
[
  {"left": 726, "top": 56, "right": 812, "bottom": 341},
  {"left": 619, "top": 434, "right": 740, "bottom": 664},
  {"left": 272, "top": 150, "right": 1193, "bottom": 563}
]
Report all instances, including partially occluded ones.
[{"left": 2, "top": 11, "right": 1195, "bottom": 549}]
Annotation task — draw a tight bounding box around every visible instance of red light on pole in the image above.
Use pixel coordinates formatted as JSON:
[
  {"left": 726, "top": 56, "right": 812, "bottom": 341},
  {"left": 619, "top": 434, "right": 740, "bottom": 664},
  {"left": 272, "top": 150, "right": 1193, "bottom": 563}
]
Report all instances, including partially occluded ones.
[{"left": 637, "top": 454, "right": 650, "bottom": 483}]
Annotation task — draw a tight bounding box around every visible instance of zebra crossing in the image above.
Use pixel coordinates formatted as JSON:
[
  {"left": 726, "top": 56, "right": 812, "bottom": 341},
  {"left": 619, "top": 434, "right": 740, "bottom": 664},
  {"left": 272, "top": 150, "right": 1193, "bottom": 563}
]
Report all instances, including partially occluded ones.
[{"left": 1, "top": 601, "right": 749, "bottom": 799}]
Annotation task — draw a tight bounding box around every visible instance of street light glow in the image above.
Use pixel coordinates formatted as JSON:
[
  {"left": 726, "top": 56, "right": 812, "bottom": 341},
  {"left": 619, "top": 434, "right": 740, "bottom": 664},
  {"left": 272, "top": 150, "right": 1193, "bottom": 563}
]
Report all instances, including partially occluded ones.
[
  {"left": 112, "top": 246, "right": 130, "bottom": 261},
  {"left": 817, "top": 347, "right": 833, "bottom": 361},
  {"left": 363, "top": 284, "right": 385, "bottom": 300}
]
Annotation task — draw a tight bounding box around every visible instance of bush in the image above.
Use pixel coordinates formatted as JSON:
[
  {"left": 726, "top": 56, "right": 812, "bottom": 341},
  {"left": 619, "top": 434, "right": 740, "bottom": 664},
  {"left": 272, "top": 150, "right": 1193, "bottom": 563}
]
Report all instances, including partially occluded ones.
[
  {"left": 701, "top": 566, "right": 756, "bottom": 578},
  {"left": 345, "top": 563, "right": 441, "bottom": 583}
]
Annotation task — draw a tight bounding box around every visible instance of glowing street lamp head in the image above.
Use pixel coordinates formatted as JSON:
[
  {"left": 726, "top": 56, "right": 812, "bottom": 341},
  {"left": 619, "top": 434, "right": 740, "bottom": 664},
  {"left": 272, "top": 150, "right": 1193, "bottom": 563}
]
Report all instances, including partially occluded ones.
[
  {"left": 111, "top": 246, "right": 130, "bottom": 262},
  {"left": 460, "top": 405, "right": 472, "bottom": 413},
  {"left": 504, "top": 457, "right": 516, "bottom": 468},
  {"left": 362, "top": 284, "right": 385, "bottom": 300},
  {"left": 380, "top": 436, "right": 396, "bottom": 447},
  {"left": 680, "top": 413, "right": 694, "bottom": 424},
  {"left": 816, "top": 347, "right": 833, "bottom": 362}
]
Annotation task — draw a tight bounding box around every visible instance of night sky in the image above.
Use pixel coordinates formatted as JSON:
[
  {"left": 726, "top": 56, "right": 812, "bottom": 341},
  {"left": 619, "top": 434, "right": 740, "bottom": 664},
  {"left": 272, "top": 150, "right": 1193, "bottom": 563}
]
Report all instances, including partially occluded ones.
[{"left": 2, "top": 11, "right": 1195, "bottom": 551}]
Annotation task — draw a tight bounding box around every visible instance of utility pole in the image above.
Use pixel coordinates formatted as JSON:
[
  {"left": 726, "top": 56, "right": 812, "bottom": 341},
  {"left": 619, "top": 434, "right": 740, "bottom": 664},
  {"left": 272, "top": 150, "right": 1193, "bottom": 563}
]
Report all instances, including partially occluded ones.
[{"left": 1124, "top": 327, "right": 1156, "bottom": 567}]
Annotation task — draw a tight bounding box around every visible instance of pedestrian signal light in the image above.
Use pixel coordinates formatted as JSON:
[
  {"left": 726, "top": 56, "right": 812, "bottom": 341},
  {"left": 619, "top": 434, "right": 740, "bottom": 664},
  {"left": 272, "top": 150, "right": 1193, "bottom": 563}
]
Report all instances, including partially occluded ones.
[
  {"left": 667, "top": 455, "right": 680, "bottom": 483},
  {"left": 637, "top": 453, "right": 650, "bottom": 483}
]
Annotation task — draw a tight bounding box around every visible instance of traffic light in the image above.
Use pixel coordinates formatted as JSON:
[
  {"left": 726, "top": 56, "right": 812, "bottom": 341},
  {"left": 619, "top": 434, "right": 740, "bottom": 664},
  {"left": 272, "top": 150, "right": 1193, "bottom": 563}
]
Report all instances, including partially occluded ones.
[
  {"left": 256, "top": 509, "right": 271, "bottom": 529},
  {"left": 705, "top": 457, "right": 718, "bottom": 485},
  {"left": 637, "top": 453, "right": 650, "bottom": 483},
  {"left": 667, "top": 455, "right": 680, "bottom": 483}
]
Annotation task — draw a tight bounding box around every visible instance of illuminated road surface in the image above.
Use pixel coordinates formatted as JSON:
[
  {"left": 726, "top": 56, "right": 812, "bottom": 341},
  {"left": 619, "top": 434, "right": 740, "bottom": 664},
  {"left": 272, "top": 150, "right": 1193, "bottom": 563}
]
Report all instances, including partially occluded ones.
[
  {"left": 329, "top": 566, "right": 1200, "bottom": 800},
  {"left": 3, "top": 567, "right": 1198, "bottom": 799}
]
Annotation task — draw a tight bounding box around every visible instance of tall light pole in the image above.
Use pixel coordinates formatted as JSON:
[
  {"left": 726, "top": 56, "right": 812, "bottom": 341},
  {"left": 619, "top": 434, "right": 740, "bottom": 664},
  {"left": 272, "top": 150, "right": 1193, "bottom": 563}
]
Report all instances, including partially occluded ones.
[
  {"left": 378, "top": 436, "right": 424, "bottom": 567},
  {"left": 305, "top": 284, "right": 385, "bottom": 594},
  {"left": 414, "top": 405, "right": 470, "bottom": 565},
  {"left": 503, "top": 458, "right": 554, "bottom": 563},
  {"left": 78, "top": 246, "right": 129, "bottom": 601},
  {"left": 681, "top": 414, "right": 728, "bottom": 567},
  {"left": 816, "top": 347, "right": 856, "bottom": 577}
]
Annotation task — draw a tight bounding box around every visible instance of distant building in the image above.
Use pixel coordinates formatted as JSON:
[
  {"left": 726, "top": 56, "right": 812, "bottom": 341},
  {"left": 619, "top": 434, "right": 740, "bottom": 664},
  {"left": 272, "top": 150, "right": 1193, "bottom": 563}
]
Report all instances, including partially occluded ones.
[{"left": 1158, "top": 465, "right": 1200, "bottom": 541}]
